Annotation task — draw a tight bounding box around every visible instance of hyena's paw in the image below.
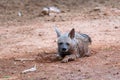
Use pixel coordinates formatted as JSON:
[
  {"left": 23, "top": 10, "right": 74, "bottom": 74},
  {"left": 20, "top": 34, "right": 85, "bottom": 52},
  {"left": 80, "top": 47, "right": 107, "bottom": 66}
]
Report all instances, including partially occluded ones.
[
  {"left": 84, "top": 52, "right": 91, "bottom": 57},
  {"left": 61, "top": 55, "right": 76, "bottom": 63},
  {"left": 84, "top": 49, "right": 91, "bottom": 57},
  {"left": 61, "top": 58, "right": 69, "bottom": 63},
  {"left": 56, "top": 55, "right": 63, "bottom": 60}
]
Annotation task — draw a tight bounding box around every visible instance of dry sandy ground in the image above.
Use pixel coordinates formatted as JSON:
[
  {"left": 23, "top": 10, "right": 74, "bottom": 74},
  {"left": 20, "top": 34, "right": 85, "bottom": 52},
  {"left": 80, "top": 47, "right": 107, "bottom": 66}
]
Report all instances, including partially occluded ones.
[{"left": 0, "top": 0, "right": 120, "bottom": 80}]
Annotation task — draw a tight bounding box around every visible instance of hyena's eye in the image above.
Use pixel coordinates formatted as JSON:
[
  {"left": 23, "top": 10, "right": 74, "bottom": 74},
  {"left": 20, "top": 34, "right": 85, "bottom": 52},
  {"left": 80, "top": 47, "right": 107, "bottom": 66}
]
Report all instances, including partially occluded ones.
[
  {"left": 58, "top": 42, "right": 63, "bottom": 45},
  {"left": 66, "top": 43, "right": 70, "bottom": 46}
]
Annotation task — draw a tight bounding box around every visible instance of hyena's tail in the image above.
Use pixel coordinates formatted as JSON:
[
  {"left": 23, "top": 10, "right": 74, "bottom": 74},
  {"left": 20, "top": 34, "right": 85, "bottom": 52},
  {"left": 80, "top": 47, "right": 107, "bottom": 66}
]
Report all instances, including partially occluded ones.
[{"left": 80, "top": 34, "right": 92, "bottom": 44}]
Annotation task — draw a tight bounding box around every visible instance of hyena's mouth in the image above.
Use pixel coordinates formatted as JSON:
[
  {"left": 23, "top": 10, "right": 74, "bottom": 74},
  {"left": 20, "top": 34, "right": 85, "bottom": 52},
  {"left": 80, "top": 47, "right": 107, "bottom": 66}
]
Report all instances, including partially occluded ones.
[{"left": 60, "top": 52, "right": 71, "bottom": 58}]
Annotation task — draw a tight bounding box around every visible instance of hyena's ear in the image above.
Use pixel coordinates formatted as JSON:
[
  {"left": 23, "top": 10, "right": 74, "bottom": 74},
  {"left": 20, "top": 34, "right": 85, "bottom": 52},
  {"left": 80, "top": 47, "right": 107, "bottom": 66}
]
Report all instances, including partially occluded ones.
[
  {"left": 68, "top": 28, "right": 75, "bottom": 39},
  {"left": 54, "top": 27, "right": 61, "bottom": 37}
]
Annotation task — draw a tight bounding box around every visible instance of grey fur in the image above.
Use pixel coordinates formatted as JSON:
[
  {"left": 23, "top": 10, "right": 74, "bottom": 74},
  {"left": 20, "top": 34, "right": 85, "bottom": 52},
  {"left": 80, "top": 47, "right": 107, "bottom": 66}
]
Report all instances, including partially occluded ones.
[{"left": 55, "top": 27, "right": 91, "bottom": 63}]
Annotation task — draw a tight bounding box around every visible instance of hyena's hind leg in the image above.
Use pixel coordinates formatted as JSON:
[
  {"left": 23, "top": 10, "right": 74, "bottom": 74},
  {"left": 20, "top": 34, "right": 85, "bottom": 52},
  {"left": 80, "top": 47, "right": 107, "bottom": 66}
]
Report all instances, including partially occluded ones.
[
  {"left": 78, "top": 42, "right": 90, "bottom": 57},
  {"left": 83, "top": 45, "right": 91, "bottom": 57},
  {"left": 82, "top": 36, "right": 92, "bottom": 57}
]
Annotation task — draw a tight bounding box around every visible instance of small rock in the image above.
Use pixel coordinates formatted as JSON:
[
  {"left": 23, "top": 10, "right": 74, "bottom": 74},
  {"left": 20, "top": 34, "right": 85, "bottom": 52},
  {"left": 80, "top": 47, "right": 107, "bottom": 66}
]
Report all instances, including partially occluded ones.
[
  {"left": 93, "top": 7, "right": 101, "bottom": 12},
  {"left": 41, "top": 6, "right": 61, "bottom": 16},
  {"left": 77, "top": 69, "right": 81, "bottom": 72},
  {"left": 18, "top": 12, "right": 22, "bottom": 17},
  {"left": 114, "top": 26, "right": 118, "bottom": 29},
  {"left": 21, "top": 65, "right": 37, "bottom": 74}
]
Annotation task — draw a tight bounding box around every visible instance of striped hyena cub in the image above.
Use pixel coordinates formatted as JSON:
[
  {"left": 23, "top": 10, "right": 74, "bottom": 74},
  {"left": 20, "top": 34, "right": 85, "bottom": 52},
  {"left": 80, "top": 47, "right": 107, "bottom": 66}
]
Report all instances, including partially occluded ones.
[{"left": 55, "top": 27, "right": 92, "bottom": 63}]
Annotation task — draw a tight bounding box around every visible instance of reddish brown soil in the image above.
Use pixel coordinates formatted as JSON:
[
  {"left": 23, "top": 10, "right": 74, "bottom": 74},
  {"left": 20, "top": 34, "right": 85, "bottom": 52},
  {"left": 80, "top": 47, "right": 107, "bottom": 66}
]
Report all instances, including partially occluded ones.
[{"left": 0, "top": 0, "right": 120, "bottom": 80}]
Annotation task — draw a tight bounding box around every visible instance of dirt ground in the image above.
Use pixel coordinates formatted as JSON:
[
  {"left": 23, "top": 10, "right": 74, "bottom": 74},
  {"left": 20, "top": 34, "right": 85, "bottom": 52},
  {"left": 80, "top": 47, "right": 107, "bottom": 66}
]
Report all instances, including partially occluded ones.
[{"left": 0, "top": 0, "right": 120, "bottom": 80}]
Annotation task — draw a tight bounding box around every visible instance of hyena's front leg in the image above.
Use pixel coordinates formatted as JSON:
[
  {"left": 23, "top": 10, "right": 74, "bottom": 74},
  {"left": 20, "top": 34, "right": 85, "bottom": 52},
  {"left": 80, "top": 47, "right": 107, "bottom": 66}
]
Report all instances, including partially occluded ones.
[
  {"left": 61, "top": 54, "right": 77, "bottom": 63},
  {"left": 56, "top": 53, "right": 63, "bottom": 60}
]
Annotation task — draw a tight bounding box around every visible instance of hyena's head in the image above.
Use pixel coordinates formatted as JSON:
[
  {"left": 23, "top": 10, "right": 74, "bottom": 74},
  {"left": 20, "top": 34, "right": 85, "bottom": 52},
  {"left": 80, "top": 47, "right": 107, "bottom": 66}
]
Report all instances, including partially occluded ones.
[{"left": 55, "top": 27, "right": 76, "bottom": 53}]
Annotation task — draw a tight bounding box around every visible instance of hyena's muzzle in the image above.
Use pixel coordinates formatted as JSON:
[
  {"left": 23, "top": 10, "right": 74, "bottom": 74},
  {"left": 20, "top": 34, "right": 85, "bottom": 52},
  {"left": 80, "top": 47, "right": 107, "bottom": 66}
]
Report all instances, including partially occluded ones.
[{"left": 58, "top": 42, "right": 70, "bottom": 53}]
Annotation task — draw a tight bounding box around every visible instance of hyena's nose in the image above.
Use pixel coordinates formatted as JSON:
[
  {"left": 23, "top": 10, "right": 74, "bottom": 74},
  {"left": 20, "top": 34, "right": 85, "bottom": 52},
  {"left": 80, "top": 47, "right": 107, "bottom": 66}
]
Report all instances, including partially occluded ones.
[{"left": 62, "top": 48, "right": 67, "bottom": 52}]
